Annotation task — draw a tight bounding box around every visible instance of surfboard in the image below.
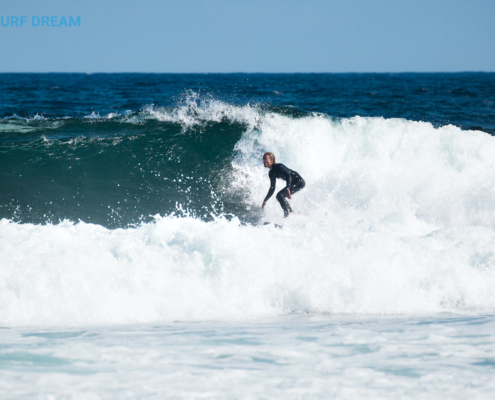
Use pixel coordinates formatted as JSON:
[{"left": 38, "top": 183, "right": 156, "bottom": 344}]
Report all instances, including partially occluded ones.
[{"left": 262, "top": 221, "right": 283, "bottom": 228}]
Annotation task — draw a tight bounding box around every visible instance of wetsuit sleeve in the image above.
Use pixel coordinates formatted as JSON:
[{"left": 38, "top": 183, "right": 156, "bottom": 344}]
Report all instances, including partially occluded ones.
[{"left": 263, "top": 171, "right": 276, "bottom": 202}]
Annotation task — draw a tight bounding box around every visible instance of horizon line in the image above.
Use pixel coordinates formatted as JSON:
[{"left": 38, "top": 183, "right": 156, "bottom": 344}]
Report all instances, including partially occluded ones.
[{"left": 1, "top": 71, "right": 494, "bottom": 74}]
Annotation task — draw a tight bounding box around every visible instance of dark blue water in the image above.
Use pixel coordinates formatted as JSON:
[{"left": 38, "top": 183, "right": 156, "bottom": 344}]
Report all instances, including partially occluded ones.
[
  {"left": 1, "top": 73, "right": 494, "bottom": 228},
  {"left": 2, "top": 73, "right": 495, "bottom": 130}
]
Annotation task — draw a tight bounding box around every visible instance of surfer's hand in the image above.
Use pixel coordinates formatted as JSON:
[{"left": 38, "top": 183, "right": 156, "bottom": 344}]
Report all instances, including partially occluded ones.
[
  {"left": 286, "top": 189, "right": 292, "bottom": 200},
  {"left": 262, "top": 201, "right": 266, "bottom": 211}
]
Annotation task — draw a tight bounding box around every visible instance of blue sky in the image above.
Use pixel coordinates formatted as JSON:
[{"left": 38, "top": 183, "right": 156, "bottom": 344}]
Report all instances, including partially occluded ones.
[{"left": 1, "top": 0, "right": 494, "bottom": 73}]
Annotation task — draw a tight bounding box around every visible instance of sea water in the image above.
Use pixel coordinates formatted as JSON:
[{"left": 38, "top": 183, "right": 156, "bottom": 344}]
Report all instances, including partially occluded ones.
[{"left": 1, "top": 73, "right": 495, "bottom": 398}]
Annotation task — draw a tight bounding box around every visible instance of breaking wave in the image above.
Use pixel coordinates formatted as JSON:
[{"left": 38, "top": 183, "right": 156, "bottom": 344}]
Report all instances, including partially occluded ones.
[{"left": 1, "top": 96, "right": 495, "bottom": 326}]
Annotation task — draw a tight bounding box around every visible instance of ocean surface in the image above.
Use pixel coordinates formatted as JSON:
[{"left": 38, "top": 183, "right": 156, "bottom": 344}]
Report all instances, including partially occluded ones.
[{"left": 1, "top": 73, "right": 495, "bottom": 398}]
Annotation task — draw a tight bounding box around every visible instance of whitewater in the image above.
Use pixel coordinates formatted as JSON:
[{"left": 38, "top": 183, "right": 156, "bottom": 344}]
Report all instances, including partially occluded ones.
[{"left": 1, "top": 73, "right": 495, "bottom": 398}]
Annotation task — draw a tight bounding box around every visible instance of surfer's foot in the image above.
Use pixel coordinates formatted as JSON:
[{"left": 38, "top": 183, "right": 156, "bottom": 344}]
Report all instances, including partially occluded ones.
[{"left": 283, "top": 214, "right": 289, "bottom": 219}]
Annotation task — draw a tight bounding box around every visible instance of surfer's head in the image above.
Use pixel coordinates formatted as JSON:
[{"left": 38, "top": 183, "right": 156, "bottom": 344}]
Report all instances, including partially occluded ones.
[{"left": 263, "top": 152, "right": 275, "bottom": 168}]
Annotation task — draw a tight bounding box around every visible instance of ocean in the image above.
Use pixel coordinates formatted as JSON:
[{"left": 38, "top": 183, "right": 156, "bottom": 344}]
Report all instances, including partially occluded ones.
[{"left": 1, "top": 73, "right": 495, "bottom": 398}]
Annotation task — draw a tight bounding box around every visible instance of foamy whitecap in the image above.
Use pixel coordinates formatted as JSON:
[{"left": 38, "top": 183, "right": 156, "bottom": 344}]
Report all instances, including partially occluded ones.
[
  {"left": 1, "top": 211, "right": 495, "bottom": 327},
  {"left": 143, "top": 92, "right": 262, "bottom": 131}
]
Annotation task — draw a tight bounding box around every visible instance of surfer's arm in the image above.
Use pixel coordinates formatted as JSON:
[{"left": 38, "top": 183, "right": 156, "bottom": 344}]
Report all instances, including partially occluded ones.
[{"left": 263, "top": 174, "right": 276, "bottom": 204}]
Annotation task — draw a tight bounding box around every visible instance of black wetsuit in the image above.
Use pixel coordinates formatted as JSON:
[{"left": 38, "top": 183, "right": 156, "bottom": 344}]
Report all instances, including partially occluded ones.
[{"left": 264, "top": 163, "right": 305, "bottom": 216}]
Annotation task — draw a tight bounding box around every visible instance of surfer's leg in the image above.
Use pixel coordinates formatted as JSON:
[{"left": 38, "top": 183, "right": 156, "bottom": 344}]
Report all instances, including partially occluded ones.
[
  {"left": 276, "top": 179, "right": 304, "bottom": 217},
  {"left": 282, "top": 179, "right": 305, "bottom": 215},
  {"left": 276, "top": 189, "right": 291, "bottom": 216},
  {"left": 289, "top": 178, "right": 305, "bottom": 195},
  {"left": 287, "top": 179, "right": 305, "bottom": 206}
]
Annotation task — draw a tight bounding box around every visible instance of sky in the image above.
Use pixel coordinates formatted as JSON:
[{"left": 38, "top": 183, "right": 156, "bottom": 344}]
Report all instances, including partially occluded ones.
[{"left": 1, "top": 0, "right": 494, "bottom": 73}]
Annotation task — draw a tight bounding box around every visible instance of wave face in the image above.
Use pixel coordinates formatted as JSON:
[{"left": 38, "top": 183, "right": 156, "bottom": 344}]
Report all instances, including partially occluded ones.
[
  {"left": 1, "top": 74, "right": 495, "bottom": 326},
  {"left": 0, "top": 97, "right": 257, "bottom": 227}
]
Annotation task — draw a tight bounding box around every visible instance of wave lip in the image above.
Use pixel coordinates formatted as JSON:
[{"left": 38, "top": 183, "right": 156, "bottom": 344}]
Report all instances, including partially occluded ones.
[
  {"left": 0, "top": 92, "right": 267, "bottom": 138},
  {"left": 145, "top": 93, "right": 263, "bottom": 132}
]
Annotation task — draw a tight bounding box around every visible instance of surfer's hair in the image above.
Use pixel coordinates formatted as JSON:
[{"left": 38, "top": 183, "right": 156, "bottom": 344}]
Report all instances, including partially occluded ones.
[{"left": 263, "top": 152, "right": 275, "bottom": 163}]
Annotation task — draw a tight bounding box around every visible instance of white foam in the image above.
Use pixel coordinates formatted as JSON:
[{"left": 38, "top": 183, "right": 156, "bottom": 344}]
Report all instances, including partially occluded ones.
[
  {"left": 144, "top": 92, "right": 261, "bottom": 131},
  {"left": 234, "top": 114, "right": 495, "bottom": 229},
  {"left": 2, "top": 112, "right": 495, "bottom": 327}
]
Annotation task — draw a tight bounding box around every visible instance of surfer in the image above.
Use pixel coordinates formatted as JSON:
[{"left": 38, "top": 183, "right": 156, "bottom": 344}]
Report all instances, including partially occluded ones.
[{"left": 261, "top": 152, "right": 305, "bottom": 218}]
